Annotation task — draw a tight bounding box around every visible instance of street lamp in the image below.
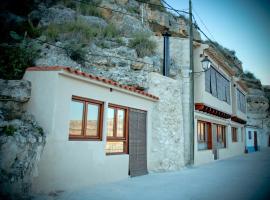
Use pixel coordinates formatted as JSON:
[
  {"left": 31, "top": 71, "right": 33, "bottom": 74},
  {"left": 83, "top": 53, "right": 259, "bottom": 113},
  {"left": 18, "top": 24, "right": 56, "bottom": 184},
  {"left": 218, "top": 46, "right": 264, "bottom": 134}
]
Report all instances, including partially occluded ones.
[{"left": 201, "top": 56, "right": 211, "bottom": 71}]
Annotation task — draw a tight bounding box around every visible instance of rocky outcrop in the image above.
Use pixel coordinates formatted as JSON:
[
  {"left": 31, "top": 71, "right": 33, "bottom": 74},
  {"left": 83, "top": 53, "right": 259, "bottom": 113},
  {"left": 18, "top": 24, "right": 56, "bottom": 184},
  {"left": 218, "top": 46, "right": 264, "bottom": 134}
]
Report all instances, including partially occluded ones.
[
  {"left": 0, "top": 79, "right": 46, "bottom": 199},
  {"left": 241, "top": 78, "right": 270, "bottom": 147},
  {"left": 0, "top": 79, "right": 31, "bottom": 119}
]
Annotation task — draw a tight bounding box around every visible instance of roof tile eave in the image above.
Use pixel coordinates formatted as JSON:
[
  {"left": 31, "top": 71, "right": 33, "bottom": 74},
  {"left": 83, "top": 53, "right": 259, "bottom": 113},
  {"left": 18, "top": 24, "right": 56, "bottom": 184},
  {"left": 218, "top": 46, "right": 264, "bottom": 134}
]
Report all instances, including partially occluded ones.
[{"left": 26, "top": 66, "right": 159, "bottom": 101}]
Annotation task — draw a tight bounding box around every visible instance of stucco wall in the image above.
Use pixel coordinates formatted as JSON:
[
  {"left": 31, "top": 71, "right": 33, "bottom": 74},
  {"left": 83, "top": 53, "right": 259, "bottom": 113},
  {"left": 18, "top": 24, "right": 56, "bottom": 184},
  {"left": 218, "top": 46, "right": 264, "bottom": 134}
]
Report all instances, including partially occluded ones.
[
  {"left": 24, "top": 70, "right": 155, "bottom": 193},
  {"left": 194, "top": 45, "right": 232, "bottom": 115},
  {"left": 245, "top": 127, "right": 261, "bottom": 151},
  {"left": 147, "top": 73, "right": 185, "bottom": 171},
  {"left": 194, "top": 112, "right": 245, "bottom": 165}
]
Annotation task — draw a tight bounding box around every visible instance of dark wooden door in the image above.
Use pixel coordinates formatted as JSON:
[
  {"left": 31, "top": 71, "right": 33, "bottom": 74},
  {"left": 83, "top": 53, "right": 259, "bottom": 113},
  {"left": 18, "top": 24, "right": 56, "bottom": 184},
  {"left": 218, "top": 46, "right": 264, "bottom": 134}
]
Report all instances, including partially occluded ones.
[
  {"left": 254, "top": 131, "right": 258, "bottom": 151},
  {"left": 129, "top": 108, "right": 147, "bottom": 177},
  {"left": 212, "top": 124, "right": 218, "bottom": 160}
]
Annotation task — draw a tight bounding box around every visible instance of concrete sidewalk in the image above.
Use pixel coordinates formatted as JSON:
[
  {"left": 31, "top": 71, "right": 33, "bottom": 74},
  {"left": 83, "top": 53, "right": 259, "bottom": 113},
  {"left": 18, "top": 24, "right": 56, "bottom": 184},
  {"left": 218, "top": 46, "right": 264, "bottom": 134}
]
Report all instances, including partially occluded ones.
[{"left": 35, "top": 148, "right": 270, "bottom": 200}]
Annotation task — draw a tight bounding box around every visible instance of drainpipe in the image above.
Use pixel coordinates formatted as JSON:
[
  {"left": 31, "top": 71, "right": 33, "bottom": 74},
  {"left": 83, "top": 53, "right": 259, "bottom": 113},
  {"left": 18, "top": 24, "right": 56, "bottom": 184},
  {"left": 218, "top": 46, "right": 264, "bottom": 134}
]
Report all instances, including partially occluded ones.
[
  {"left": 189, "top": 0, "right": 195, "bottom": 165},
  {"left": 162, "top": 29, "right": 171, "bottom": 76}
]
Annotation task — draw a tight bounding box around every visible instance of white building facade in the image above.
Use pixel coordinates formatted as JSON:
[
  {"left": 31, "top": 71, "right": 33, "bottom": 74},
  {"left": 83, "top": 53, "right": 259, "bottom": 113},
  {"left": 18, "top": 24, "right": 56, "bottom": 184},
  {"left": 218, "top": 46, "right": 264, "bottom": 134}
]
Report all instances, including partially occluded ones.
[
  {"left": 193, "top": 44, "right": 247, "bottom": 165},
  {"left": 24, "top": 66, "right": 160, "bottom": 193}
]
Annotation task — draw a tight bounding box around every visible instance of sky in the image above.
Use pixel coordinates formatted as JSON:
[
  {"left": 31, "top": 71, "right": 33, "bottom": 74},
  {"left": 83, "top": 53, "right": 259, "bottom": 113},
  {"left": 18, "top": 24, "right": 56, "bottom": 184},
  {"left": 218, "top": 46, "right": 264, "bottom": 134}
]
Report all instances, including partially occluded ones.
[{"left": 166, "top": 0, "right": 270, "bottom": 85}]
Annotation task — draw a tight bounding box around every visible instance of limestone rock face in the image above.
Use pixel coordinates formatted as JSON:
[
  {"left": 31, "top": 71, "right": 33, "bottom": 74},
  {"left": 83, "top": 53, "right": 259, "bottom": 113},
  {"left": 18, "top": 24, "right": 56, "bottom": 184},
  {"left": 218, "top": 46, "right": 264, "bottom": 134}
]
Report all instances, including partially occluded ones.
[
  {"left": 0, "top": 113, "right": 46, "bottom": 199},
  {"left": 0, "top": 80, "right": 46, "bottom": 199},
  {"left": 243, "top": 82, "right": 270, "bottom": 147},
  {"left": 247, "top": 88, "right": 269, "bottom": 115},
  {"left": 0, "top": 79, "right": 31, "bottom": 119},
  {"left": 0, "top": 79, "right": 31, "bottom": 102},
  {"left": 35, "top": 43, "right": 82, "bottom": 69},
  {"left": 38, "top": 5, "right": 76, "bottom": 26}
]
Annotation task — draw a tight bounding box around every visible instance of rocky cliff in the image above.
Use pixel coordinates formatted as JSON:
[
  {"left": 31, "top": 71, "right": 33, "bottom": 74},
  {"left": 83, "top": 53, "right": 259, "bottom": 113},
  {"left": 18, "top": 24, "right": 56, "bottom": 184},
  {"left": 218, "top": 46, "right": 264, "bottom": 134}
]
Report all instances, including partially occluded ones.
[
  {"left": 241, "top": 74, "right": 270, "bottom": 144},
  {"left": 0, "top": 80, "right": 46, "bottom": 199}
]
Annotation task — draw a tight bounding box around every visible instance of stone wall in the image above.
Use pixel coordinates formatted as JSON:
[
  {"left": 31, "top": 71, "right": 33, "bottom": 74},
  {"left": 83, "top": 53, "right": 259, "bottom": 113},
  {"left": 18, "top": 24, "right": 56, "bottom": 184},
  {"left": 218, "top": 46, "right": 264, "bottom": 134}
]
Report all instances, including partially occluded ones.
[
  {"left": 0, "top": 79, "right": 46, "bottom": 199},
  {"left": 148, "top": 73, "right": 185, "bottom": 171}
]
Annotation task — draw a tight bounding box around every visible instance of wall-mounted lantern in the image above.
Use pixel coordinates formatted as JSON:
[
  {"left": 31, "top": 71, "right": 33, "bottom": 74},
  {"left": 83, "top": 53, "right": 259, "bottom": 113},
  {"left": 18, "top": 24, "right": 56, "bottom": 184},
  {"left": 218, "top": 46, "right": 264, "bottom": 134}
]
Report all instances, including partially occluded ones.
[{"left": 201, "top": 55, "right": 211, "bottom": 71}]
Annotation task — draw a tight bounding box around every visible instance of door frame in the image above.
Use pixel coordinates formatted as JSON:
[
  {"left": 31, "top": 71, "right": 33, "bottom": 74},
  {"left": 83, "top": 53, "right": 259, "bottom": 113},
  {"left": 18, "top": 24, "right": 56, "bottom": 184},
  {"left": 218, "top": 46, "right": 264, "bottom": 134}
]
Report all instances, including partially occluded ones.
[{"left": 254, "top": 131, "right": 258, "bottom": 151}]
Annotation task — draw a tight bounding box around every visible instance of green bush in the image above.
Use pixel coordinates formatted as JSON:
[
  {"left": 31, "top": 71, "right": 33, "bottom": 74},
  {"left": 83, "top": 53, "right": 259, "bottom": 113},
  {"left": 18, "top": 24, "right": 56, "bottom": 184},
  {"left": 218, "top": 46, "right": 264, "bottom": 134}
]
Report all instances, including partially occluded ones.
[
  {"left": 45, "top": 20, "right": 99, "bottom": 43},
  {"left": 64, "top": 42, "right": 87, "bottom": 63},
  {"left": 102, "top": 23, "right": 119, "bottom": 38},
  {"left": 3, "top": 125, "right": 16, "bottom": 136},
  {"left": 44, "top": 20, "right": 120, "bottom": 61},
  {"left": 58, "top": 0, "right": 103, "bottom": 17},
  {"left": 0, "top": 37, "right": 40, "bottom": 80},
  {"left": 36, "top": 127, "right": 44, "bottom": 136},
  {"left": 128, "top": 32, "right": 156, "bottom": 58},
  {"left": 244, "top": 71, "right": 256, "bottom": 79},
  {"left": 76, "top": 1, "right": 102, "bottom": 17}
]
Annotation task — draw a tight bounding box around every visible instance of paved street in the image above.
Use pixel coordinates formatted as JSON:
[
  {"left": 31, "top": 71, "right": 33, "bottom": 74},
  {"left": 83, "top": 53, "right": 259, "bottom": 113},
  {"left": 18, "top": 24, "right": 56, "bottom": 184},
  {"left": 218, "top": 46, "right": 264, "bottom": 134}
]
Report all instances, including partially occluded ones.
[{"left": 36, "top": 148, "right": 270, "bottom": 200}]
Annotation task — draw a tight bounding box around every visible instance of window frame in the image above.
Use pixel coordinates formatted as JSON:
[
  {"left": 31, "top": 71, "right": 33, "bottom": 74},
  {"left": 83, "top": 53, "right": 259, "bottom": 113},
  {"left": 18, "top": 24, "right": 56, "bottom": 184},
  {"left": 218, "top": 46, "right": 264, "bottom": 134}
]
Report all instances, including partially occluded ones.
[
  {"left": 205, "top": 65, "right": 231, "bottom": 104},
  {"left": 69, "top": 95, "right": 104, "bottom": 141},
  {"left": 216, "top": 124, "right": 226, "bottom": 148},
  {"left": 237, "top": 88, "right": 246, "bottom": 113},
  {"left": 197, "top": 120, "right": 212, "bottom": 151},
  {"left": 232, "top": 127, "right": 238, "bottom": 142},
  {"left": 106, "top": 103, "right": 129, "bottom": 155},
  {"left": 248, "top": 131, "right": 252, "bottom": 140}
]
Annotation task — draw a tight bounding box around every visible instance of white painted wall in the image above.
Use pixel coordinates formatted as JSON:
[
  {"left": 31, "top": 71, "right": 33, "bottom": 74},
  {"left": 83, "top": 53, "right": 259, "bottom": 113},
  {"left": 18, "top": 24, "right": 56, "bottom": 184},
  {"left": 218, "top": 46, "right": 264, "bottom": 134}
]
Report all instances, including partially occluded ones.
[
  {"left": 232, "top": 80, "right": 247, "bottom": 121},
  {"left": 245, "top": 127, "right": 263, "bottom": 149},
  {"left": 194, "top": 45, "right": 232, "bottom": 115},
  {"left": 24, "top": 70, "right": 156, "bottom": 193},
  {"left": 194, "top": 112, "right": 245, "bottom": 165}
]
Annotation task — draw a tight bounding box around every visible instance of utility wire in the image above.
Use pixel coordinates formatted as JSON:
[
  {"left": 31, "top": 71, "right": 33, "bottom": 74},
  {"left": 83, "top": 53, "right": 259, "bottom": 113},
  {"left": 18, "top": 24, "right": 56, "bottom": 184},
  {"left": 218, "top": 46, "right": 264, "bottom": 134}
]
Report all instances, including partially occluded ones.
[
  {"left": 31, "top": 37, "right": 156, "bottom": 67},
  {"left": 192, "top": 7, "right": 216, "bottom": 42},
  {"left": 72, "top": 0, "right": 187, "bottom": 26},
  {"left": 160, "top": 0, "right": 189, "bottom": 15}
]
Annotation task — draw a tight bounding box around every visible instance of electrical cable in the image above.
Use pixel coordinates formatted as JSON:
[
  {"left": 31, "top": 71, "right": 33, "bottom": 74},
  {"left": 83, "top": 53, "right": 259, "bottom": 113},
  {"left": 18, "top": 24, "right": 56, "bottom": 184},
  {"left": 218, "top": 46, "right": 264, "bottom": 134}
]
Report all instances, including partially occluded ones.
[
  {"left": 71, "top": 0, "right": 187, "bottom": 27},
  {"left": 192, "top": 7, "right": 216, "bottom": 41}
]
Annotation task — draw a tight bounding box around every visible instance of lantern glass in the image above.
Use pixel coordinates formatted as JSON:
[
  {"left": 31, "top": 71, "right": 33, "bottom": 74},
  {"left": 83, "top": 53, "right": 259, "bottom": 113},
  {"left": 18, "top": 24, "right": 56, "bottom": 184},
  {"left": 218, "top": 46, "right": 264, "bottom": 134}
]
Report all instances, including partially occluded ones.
[{"left": 201, "top": 56, "right": 211, "bottom": 71}]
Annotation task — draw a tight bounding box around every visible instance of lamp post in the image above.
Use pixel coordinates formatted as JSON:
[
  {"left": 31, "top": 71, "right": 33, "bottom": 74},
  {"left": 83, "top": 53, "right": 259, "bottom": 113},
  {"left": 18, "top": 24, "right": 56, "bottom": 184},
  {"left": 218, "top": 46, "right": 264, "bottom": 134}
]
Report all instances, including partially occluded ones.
[{"left": 189, "top": 0, "right": 194, "bottom": 165}]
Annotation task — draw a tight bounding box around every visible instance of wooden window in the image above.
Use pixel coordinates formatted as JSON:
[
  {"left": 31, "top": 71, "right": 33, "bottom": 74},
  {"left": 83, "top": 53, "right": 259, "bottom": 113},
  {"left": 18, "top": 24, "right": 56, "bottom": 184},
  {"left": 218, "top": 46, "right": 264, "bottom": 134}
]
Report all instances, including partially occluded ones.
[
  {"left": 248, "top": 131, "right": 252, "bottom": 140},
  {"left": 205, "top": 66, "right": 230, "bottom": 104},
  {"left": 197, "top": 121, "right": 212, "bottom": 150},
  {"left": 69, "top": 96, "right": 103, "bottom": 140},
  {"left": 216, "top": 124, "right": 226, "bottom": 148},
  {"left": 237, "top": 89, "right": 246, "bottom": 113},
  {"left": 105, "top": 104, "right": 128, "bottom": 154},
  {"left": 232, "top": 127, "right": 238, "bottom": 142}
]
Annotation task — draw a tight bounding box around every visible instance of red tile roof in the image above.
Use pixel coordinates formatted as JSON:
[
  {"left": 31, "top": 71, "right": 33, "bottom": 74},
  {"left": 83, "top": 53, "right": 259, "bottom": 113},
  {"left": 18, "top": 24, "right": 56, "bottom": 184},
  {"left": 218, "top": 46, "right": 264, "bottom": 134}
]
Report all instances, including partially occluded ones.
[{"left": 26, "top": 66, "right": 159, "bottom": 101}]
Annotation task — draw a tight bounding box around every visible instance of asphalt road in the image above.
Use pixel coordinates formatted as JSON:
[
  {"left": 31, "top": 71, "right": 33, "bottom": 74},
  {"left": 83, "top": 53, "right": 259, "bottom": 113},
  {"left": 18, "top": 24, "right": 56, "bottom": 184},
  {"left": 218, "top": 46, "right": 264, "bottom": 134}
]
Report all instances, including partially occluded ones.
[{"left": 35, "top": 148, "right": 270, "bottom": 200}]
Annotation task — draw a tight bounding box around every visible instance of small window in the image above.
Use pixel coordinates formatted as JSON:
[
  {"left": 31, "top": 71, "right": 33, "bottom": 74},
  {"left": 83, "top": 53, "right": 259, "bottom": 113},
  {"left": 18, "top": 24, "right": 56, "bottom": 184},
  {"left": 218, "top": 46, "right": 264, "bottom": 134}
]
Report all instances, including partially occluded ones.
[
  {"left": 105, "top": 104, "right": 128, "bottom": 154},
  {"left": 69, "top": 96, "right": 103, "bottom": 140},
  {"left": 248, "top": 131, "right": 252, "bottom": 140},
  {"left": 241, "top": 128, "right": 244, "bottom": 142},
  {"left": 232, "top": 127, "right": 238, "bottom": 142},
  {"left": 197, "top": 121, "right": 212, "bottom": 150},
  {"left": 216, "top": 124, "right": 226, "bottom": 148}
]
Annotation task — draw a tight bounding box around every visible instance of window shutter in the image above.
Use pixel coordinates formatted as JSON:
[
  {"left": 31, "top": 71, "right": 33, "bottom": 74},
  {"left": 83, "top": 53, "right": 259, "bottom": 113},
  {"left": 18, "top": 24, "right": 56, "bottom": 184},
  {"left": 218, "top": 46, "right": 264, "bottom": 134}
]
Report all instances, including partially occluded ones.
[
  {"left": 210, "top": 68, "right": 217, "bottom": 97},
  {"left": 216, "top": 73, "right": 222, "bottom": 100},
  {"left": 226, "top": 81, "right": 230, "bottom": 104},
  {"left": 205, "top": 68, "right": 211, "bottom": 93}
]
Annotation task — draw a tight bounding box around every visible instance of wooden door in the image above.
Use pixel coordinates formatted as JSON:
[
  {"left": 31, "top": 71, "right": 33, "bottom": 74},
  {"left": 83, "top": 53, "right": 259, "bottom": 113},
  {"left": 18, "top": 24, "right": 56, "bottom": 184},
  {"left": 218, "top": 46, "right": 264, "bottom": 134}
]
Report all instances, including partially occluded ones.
[
  {"left": 254, "top": 131, "right": 258, "bottom": 151},
  {"left": 212, "top": 124, "right": 218, "bottom": 160},
  {"left": 129, "top": 109, "right": 147, "bottom": 177}
]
